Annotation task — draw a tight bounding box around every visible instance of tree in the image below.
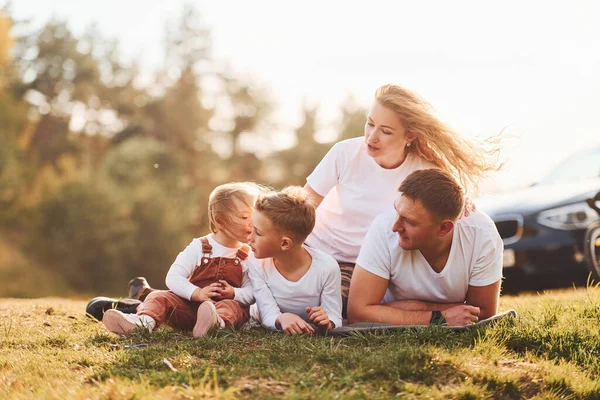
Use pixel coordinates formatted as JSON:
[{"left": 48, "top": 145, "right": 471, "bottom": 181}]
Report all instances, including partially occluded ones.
[
  {"left": 101, "top": 136, "right": 195, "bottom": 285},
  {"left": 0, "top": 10, "right": 27, "bottom": 217},
  {"left": 338, "top": 94, "right": 367, "bottom": 141},
  {"left": 28, "top": 183, "right": 135, "bottom": 292},
  {"left": 263, "top": 104, "right": 331, "bottom": 187},
  {"left": 0, "top": 9, "right": 14, "bottom": 90}
]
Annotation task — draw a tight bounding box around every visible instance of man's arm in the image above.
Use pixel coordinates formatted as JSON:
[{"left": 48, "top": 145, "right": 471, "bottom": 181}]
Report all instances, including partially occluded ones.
[
  {"left": 466, "top": 279, "right": 501, "bottom": 320},
  {"left": 348, "top": 266, "right": 482, "bottom": 326},
  {"left": 347, "top": 265, "right": 434, "bottom": 325},
  {"left": 384, "top": 300, "right": 463, "bottom": 312}
]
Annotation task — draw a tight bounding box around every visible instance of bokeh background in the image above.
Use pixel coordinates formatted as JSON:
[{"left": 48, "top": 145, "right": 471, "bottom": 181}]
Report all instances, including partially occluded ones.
[{"left": 1, "top": 1, "right": 599, "bottom": 297}]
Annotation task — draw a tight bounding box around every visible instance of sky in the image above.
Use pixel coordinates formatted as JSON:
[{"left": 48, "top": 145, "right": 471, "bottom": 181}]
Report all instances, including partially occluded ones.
[{"left": 7, "top": 0, "right": 600, "bottom": 193}]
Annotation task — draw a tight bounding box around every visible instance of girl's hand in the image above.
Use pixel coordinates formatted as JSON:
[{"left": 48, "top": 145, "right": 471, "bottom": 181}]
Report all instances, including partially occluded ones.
[{"left": 191, "top": 283, "right": 222, "bottom": 303}]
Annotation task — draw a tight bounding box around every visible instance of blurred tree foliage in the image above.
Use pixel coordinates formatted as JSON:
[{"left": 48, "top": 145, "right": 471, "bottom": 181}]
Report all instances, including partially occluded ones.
[
  {"left": 0, "top": 4, "right": 367, "bottom": 296},
  {"left": 264, "top": 105, "right": 330, "bottom": 187},
  {"left": 0, "top": 9, "right": 27, "bottom": 221},
  {"left": 27, "top": 183, "right": 134, "bottom": 292}
]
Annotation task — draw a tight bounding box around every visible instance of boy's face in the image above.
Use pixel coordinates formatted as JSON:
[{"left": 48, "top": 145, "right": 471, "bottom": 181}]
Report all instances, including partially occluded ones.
[
  {"left": 222, "top": 197, "right": 254, "bottom": 244},
  {"left": 247, "top": 210, "right": 284, "bottom": 259}
]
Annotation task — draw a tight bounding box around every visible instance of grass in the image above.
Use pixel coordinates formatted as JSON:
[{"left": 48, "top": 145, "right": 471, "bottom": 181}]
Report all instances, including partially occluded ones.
[{"left": 1, "top": 285, "right": 600, "bottom": 399}]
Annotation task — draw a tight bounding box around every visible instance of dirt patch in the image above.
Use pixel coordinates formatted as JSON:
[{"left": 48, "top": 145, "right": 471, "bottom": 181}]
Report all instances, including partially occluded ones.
[{"left": 234, "top": 378, "right": 290, "bottom": 395}]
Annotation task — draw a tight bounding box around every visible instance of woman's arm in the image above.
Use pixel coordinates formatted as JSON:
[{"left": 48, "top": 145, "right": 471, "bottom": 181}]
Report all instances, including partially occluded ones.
[{"left": 304, "top": 183, "right": 324, "bottom": 209}]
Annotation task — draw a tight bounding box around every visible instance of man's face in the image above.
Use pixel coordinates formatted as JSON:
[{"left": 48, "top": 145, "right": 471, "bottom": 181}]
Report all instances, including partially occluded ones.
[
  {"left": 392, "top": 195, "right": 440, "bottom": 250},
  {"left": 247, "top": 210, "right": 283, "bottom": 259}
]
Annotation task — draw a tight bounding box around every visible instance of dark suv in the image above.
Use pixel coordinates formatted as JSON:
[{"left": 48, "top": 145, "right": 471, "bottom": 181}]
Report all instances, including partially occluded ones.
[{"left": 476, "top": 146, "right": 600, "bottom": 284}]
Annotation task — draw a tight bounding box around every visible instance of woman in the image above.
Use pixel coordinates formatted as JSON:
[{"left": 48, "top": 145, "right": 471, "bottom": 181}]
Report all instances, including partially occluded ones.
[{"left": 304, "top": 84, "right": 501, "bottom": 316}]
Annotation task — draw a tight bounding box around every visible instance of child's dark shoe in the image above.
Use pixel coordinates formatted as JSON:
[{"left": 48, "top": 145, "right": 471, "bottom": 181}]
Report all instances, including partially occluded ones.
[
  {"left": 127, "top": 277, "right": 152, "bottom": 300},
  {"left": 85, "top": 297, "right": 141, "bottom": 321}
]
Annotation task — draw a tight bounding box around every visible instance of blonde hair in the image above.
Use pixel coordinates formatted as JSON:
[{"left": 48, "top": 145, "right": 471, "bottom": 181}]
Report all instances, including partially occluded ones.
[
  {"left": 209, "top": 182, "right": 262, "bottom": 234},
  {"left": 375, "top": 84, "right": 502, "bottom": 194},
  {"left": 255, "top": 186, "right": 316, "bottom": 242}
]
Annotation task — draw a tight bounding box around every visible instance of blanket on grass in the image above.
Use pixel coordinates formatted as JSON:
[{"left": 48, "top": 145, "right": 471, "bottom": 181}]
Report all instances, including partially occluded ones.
[{"left": 327, "top": 309, "right": 517, "bottom": 337}]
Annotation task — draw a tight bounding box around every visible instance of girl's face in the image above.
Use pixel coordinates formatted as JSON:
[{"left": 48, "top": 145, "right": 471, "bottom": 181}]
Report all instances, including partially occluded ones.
[
  {"left": 220, "top": 197, "right": 254, "bottom": 243},
  {"left": 364, "top": 101, "right": 413, "bottom": 169}
]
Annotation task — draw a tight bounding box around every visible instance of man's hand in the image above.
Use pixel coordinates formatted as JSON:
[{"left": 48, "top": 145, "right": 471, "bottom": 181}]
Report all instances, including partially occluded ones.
[
  {"left": 442, "top": 305, "right": 480, "bottom": 326},
  {"left": 276, "top": 313, "right": 315, "bottom": 335},
  {"left": 306, "top": 306, "right": 333, "bottom": 330},
  {"left": 191, "top": 283, "right": 222, "bottom": 303},
  {"left": 215, "top": 280, "right": 235, "bottom": 300}
]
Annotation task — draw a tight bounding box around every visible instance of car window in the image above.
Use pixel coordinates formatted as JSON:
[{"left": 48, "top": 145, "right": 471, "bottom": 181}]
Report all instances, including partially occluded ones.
[{"left": 538, "top": 147, "right": 600, "bottom": 186}]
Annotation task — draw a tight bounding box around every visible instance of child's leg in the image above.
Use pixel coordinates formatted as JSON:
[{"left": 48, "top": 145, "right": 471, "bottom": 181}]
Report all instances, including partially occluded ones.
[
  {"left": 137, "top": 290, "right": 198, "bottom": 331},
  {"left": 214, "top": 300, "right": 249, "bottom": 329}
]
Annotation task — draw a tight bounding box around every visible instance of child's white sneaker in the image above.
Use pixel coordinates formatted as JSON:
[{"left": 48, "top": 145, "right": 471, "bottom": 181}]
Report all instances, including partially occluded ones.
[
  {"left": 193, "top": 302, "right": 224, "bottom": 338},
  {"left": 103, "top": 309, "right": 156, "bottom": 334}
]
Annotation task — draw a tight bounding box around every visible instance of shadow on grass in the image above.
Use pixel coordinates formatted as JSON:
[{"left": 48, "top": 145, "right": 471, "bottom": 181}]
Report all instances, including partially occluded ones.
[{"left": 84, "top": 323, "right": 578, "bottom": 399}]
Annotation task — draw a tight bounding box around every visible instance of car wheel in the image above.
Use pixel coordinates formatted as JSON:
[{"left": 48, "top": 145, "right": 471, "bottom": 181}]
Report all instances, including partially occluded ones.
[{"left": 584, "top": 221, "right": 600, "bottom": 280}]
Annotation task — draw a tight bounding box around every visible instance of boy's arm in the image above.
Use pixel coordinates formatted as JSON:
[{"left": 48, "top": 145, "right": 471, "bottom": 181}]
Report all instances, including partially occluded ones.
[
  {"left": 165, "top": 240, "right": 201, "bottom": 300},
  {"left": 248, "top": 262, "right": 283, "bottom": 329},
  {"left": 233, "top": 265, "right": 254, "bottom": 305},
  {"left": 318, "top": 263, "right": 343, "bottom": 329}
]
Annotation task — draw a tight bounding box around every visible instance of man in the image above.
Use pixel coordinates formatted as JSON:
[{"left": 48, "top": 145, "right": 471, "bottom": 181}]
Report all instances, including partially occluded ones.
[{"left": 347, "top": 169, "right": 503, "bottom": 326}]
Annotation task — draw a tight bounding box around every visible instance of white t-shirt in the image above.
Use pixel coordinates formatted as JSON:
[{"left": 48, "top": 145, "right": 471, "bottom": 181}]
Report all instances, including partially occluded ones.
[
  {"left": 165, "top": 234, "right": 254, "bottom": 305},
  {"left": 306, "top": 137, "right": 437, "bottom": 263},
  {"left": 356, "top": 210, "right": 503, "bottom": 303},
  {"left": 248, "top": 246, "right": 343, "bottom": 329}
]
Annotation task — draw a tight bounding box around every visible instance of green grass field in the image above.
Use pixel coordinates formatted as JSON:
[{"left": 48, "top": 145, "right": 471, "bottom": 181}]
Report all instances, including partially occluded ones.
[{"left": 1, "top": 285, "right": 600, "bottom": 399}]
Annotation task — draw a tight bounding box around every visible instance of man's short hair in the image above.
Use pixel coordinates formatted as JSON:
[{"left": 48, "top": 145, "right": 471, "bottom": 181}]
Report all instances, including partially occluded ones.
[
  {"left": 255, "top": 186, "right": 316, "bottom": 242},
  {"left": 399, "top": 169, "right": 465, "bottom": 221}
]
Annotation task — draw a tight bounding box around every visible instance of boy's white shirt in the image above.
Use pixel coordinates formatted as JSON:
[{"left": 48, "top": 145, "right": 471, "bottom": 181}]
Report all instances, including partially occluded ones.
[
  {"left": 165, "top": 234, "right": 254, "bottom": 305},
  {"left": 248, "top": 246, "right": 343, "bottom": 330},
  {"left": 356, "top": 209, "right": 503, "bottom": 304},
  {"left": 306, "top": 137, "right": 437, "bottom": 263}
]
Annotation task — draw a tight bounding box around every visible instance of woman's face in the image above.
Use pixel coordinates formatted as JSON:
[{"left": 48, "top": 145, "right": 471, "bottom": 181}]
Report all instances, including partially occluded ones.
[{"left": 364, "top": 101, "right": 413, "bottom": 168}]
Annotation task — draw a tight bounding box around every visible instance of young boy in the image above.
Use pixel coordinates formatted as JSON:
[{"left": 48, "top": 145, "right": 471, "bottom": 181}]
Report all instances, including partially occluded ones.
[{"left": 247, "top": 186, "right": 342, "bottom": 334}]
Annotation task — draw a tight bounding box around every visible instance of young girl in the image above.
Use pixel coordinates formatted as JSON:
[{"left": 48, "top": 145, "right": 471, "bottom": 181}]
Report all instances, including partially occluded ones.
[{"left": 103, "top": 182, "right": 262, "bottom": 338}]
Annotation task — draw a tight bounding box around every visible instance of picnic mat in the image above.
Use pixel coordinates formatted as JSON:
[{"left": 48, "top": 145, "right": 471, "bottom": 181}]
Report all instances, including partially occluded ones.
[{"left": 328, "top": 309, "right": 518, "bottom": 337}]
